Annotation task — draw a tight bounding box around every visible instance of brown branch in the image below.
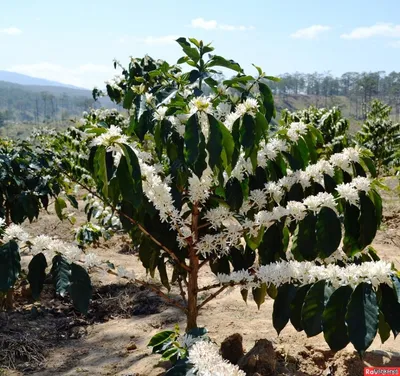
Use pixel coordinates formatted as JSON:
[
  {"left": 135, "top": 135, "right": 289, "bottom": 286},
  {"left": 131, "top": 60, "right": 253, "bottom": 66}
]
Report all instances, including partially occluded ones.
[
  {"left": 199, "top": 259, "right": 209, "bottom": 269},
  {"left": 198, "top": 282, "right": 222, "bottom": 292},
  {"left": 197, "top": 285, "right": 228, "bottom": 310},
  {"left": 62, "top": 170, "right": 191, "bottom": 272}
]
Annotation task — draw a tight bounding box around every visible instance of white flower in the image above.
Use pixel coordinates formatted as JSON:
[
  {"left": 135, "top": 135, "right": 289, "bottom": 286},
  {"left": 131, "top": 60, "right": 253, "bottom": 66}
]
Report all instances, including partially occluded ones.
[
  {"left": 235, "top": 98, "right": 259, "bottom": 117},
  {"left": 264, "top": 182, "right": 284, "bottom": 203},
  {"left": 287, "top": 201, "right": 307, "bottom": 221},
  {"left": 84, "top": 253, "right": 101, "bottom": 268},
  {"left": 3, "top": 224, "right": 29, "bottom": 243},
  {"left": 224, "top": 112, "right": 240, "bottom": 131},
  {"left": 63, "top": 246, "right": 83, "bottom": 261},
  {"left": 117, "top": 266, "right": 135, "bottom": 280},
  {"left": 145, "top": 93, "right": 155, "bottom": 104},
  {"left": 0, "top": 218, "right": 6, "bottom": 229},
  {"left": 303, "top": 192, "right": 336, "bottom": 213},
  {"left": 188, "top": 167, "right": 213, "bottom": 204},
  {"left": 287, "top": 122, "right": 308, "bottom": 142},
  {"left": 177, "top": 334, "right": 200, "bottom": 349},
  {"left": 153, "top": 106, "right": 168, "bottom": 121},
  {"left": 188, "top": 341, "right": 246, "bottom": 376},
  {"left": 351, "top": 177, "right": 371, "bottom": 192},
  {"left": 89, "top": 125, "right": 128, "bottom": 148},
  {"left": 249, "top": 189, "right": 268, "bottom": 210},
  {"left": 190, "top": 96, "right": 213, "bottom": 114},
  {"left": 336, "top": 183, "right": 359, "bottom": 206},
  {"left": 215, "top": 103, "right": 231, "bottom": 120}
]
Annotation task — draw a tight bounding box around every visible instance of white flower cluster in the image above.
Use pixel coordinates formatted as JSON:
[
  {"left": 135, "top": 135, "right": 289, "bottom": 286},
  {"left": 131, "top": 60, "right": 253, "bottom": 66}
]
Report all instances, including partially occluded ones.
[
  {"left": 89, "top": 125, "right": 129, "bottom": 148},
  {"left": 224, "top": 98, "right": 260, "bottom": 131},
  {"left": 187, "top": 340, "right": 246, "bottom": 376},
  {"left": 336, "top": 176, "right": 371, "bottom": 206},
  {"left": 105, "top": 75, "right": 125, "bottom": 91},
  {"left": 287, "top": 121, "right": 308, "bottom": 142},
  {"left": 188, "top": 166, "right": 214, "bottom": 204},
  {"left": 2, "top": 224, "right": 88, "bottom": 264},
  {"left": 216, "top": 260, "right": 394, "bottom": 290}
]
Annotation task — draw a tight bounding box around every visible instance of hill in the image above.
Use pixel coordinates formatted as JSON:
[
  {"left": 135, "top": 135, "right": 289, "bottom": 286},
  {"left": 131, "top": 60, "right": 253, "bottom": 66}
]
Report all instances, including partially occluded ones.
[{"left": 0, "top": 70, "right": 85, "bottom": 89}]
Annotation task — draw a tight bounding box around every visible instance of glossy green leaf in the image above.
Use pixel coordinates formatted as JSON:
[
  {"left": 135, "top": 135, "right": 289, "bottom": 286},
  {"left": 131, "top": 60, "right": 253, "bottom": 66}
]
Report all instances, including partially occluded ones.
[
  {"left": 148, "top": 330, "right": 175, "bottom": 348},
  {"left": 316, "top": 207, "right": 342, "bottom": 258},
  {"left": 55, "top": 197, "right": 67, "bottom": 220},
  {"left": 225, "top": 177, "right": 243, "bottom": 211},
  {"left": 207, "top": 55, "right": 242, "bottom": 72},
  {"left": 301, "top": 280, "right": 334, "bottom": 337},
  {"left": 379, "top": 284, "right": 400, "bottom": 338},
  {"left": 0, "top": 240, "right": 21, "bottom": 292},
  {"left": 51, "top": 254, "right": 71, "bottom": 297},
  {"left": 69, "top": 263, "right": 92, "bottom": 314},
  {"left": 291, "top": 214, "right": 317, "bottom": 261},
  {"left": 346, "top": 283, "right": 379, "bottom": 356},
  {"left": 273, "top": 284, "right": 297, "bottom": 335},
  {"left": 28, "top": 252, "right": 47, "bottom": 300},
  {"left": 359, "top": 193, "right": 377, "bottom": 248},
  {"left": 322, "top": 286, "right": 353, "bottom": 351},
  {"left": 290, "top": 284, "right": 311, "bottom": 332},
  {"left": 252, "top": 282, "right": 267, "bottom": 309},
  {"left": 378, "top": 310, "right": 391, "bottom": 344}
]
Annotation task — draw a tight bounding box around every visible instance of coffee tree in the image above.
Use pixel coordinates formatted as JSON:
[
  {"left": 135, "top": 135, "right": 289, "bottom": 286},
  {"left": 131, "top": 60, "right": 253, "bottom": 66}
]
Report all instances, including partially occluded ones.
[
  {"left": 64, "top": 38, "right": 398, "bottom": 369},
  {"left": 0, "top": 137, "right": 92, "bottom": 312},
  {"left": 281, "top": 106, "right": 349, "bottom": 155},
  {"left": 357, "top": 100, "right": 400, "bottom": 174}
]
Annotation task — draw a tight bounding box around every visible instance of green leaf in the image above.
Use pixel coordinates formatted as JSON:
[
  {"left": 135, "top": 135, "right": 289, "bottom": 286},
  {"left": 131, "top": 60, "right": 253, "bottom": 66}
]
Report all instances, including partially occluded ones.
[
  {"left": 379, "top": 284, "right": 400, "bottom": 338},
  {"left": 210, "top": 256, "right": 230, "bottom": 275},
  {"left": 69, "top": 263, "right": 92, "bottom": 314},
  {"left": 301, "top": 280, "right": 334, "bottom": 337},
  {"left": 361, "top": 156, "right": 377, "bottom": 178},
  {"left": 359, "top": 193, "right": 377, "bottom": 248},
  {"left": 55, "top": 197, "right": 67, "bottom": 220},
  {"left": 322, "top": 285, "right": 353, "bottom": 351},
  {"left": 207, "top": 55, "right": 242, "bottom": 73},
  {"left": 291, "top": 214, "right": 317, "bottom": 261},
  {"left": 164, "top": 359, "right": 191, "bottom": 376},
  {"left": 66, "top": 195, "right": 79, "bottom": 209},
  {"left": 207, "top": 115, "right": 223, "bottom": 169},
  {"left": 252, "top": 282, "right": 267, "bottom": 309},
  {"left": 391, "top": 275, "right": 400, "bottom": 304},
  {"left": 369, "top": 189, "right": 382, "bottom": 227},
  {"left": 51, "top": 254, "right": 71, "bottom": 297},
  {"left": 346, "top": 283, "right": 379, "bottom": 356},
  {"left": 240, "top": 288, "right": 248, "bottom": 303},
  {"left": 290, "top": 284, "right": 311, "bottom": 331},
  {"left": 176, "top": 37, "right": 200, "bottom": 63},
  {"left": 118, "top": 144, "right": 143, "bottom": 208},
  {"left": 316, "top": 207, "right": 342, "bottom": 259},
  {"left": 258, "top": 83, "right": 275, "bottom": 123},
  {"left": 161, "top": 347, "right": 179, "bottom": 361},
  {"left": 258, "top": 222, "right": 284, "bottom": 265},
  {"left": 184, "top": 114, "right": 200, "bottom": 166},
  {"left": 273, "top": 284, "right": 297, "bottom": 335},
  {"left": 378, "top": 310, "right": 391, "bottom": 344},
  {"left": 148, "top": 330, "right": 175, "bottom": 348},
  {"left": 0, "top": 240, "right": 21, "bottom": 292},
  {"left": 343, "top": 203, "right": 361, "bottom": 256},
  {"left": 187, "top": 327, "right": 208, "bottom": 338},
  {"left": 28, "top": 253, "right": 47, "bottom": 300},
  {"left": 225, "top": 177, "right": 243, "bottom": 211},
  {"left": 240, "top": 114, "right": 256, "bottom": 151},
  {"left": 158, "top": 258, "right": 171, "bottom": 292},
  {"left": 93, "top": 147, "right": 109, "bottom": 197}
]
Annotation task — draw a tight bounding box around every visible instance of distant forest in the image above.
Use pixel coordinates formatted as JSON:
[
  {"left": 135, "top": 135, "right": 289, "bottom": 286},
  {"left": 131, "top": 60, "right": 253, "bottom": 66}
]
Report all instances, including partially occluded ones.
[
  {"left": 0, "top": 81, "right": 97, "bottom": 127},
  {"left": 270, "top": 71, "right": 400, "bottom": 120}
]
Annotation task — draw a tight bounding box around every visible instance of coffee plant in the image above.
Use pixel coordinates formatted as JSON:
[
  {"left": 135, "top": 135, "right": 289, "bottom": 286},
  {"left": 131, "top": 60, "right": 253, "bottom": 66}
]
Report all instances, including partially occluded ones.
[
  {"left": 357, "top": 100, "right": 400, "bottom": 174},
  {"left": 0, "top": 137, "right": 92, "bottom": 312},
  {"left": 280, "top": 105, "right": 349, "bottom": 155}
]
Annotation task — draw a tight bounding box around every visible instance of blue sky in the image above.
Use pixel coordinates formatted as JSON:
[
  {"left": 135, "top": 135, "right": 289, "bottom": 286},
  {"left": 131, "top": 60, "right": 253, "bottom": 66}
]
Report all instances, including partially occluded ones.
[{"left": 1, "top": 0, "right": 400, "bottom": 88}]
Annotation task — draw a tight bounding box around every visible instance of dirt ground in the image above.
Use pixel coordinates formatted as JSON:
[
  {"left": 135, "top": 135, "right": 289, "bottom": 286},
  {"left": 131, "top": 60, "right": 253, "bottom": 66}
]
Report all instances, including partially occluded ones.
[{"left": 1, "top": 181, "right": 400, "bottom": 376}]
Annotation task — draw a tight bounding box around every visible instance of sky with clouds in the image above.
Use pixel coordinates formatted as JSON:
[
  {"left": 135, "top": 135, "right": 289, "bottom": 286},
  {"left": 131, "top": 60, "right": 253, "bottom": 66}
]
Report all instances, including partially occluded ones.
[{"left": 1, "top": 0, "right": 400, "bottom": 89}]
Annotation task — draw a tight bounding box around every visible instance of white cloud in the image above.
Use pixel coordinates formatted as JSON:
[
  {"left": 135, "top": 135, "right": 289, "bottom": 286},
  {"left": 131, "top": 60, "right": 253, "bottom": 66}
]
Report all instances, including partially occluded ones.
[
  {"left": 190, "top": 18, "right": 254, "bottom": 31},
  {"left": 290, "top": 25, "right": 331, "bottom": 40},
  {"left": 0, "top": 27, "right": 22, "bottom": 36},
  {"left": 341, "top": 23, "right": 400, "bottom": 39},
  {"left": 7, "top": 62, "right": 115, "bottom": 88}
]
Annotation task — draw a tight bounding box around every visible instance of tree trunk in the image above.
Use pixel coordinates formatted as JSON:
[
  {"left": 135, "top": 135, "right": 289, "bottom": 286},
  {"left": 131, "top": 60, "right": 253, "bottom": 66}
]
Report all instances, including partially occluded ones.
[{"left": 186, "top": 205, "right": 200, "bottom": 332}]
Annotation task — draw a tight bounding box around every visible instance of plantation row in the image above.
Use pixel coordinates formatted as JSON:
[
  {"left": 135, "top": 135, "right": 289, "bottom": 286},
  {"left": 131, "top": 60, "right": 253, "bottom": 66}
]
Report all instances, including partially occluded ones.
[{"left": 0, "top": 37, "right": 400, "bottom": 375}]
